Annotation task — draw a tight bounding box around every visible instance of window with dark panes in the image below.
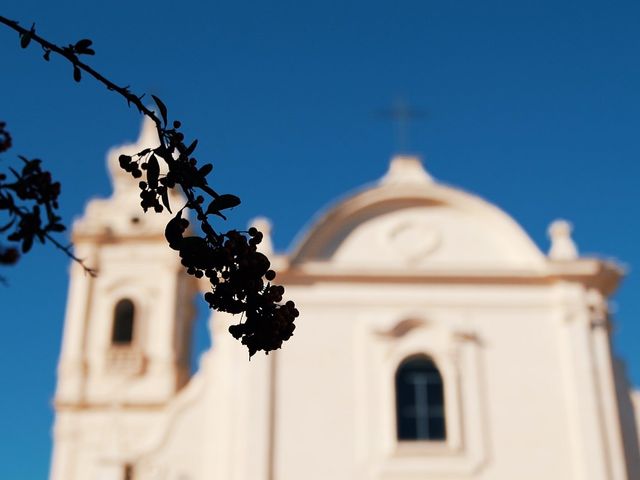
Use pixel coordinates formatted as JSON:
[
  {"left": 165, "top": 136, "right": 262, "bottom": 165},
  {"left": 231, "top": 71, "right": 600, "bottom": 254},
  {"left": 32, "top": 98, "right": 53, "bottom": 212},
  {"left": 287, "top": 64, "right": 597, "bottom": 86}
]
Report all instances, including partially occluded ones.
[{"left": 395, "top": 355, "right": 446, "bottom": 441}]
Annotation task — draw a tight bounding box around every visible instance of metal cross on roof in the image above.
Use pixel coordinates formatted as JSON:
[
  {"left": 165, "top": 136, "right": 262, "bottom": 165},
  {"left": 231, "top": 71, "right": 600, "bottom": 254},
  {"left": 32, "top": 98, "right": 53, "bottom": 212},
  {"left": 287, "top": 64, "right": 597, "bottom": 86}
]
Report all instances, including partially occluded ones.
[{"left": 377, "top": 98, "right": 427, "bottom": 154}]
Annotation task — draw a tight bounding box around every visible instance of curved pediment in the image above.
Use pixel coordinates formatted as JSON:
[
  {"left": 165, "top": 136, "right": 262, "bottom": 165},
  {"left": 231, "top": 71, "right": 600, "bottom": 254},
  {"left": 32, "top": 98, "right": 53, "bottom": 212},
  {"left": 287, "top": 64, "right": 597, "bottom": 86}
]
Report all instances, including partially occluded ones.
[{"left": 290, "top": 156, "right": 545, "bottom": 271}]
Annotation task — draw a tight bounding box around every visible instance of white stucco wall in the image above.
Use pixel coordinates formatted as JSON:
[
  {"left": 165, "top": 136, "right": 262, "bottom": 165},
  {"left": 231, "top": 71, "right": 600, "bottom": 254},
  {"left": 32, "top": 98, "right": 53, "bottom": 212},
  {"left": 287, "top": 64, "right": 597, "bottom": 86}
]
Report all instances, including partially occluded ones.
[{"left": 50, "top": 135, "right": 640, "bottom": 480}]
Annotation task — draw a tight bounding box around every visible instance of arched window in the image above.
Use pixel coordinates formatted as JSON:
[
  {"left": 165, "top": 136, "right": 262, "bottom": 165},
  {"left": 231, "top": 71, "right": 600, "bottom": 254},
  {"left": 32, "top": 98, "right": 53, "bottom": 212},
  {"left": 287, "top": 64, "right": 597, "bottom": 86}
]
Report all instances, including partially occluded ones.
[
  {"left": 112, "top": 299, "right": 135, "bottom": 345},
  {"left": 395, "top": 355, "right": 446, "bottom": 441}
]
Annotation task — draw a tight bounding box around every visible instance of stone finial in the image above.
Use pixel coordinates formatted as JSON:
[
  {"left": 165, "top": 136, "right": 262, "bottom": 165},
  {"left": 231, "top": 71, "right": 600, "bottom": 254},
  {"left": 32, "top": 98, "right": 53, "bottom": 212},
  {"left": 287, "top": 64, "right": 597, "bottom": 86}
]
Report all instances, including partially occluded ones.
[
  {"left": 380, "top": 155, "right": 433, "bottom": 185},
  {"left": 250, "top": 216, "right": 273, "bottom": 255},
  {"left": 548, "top": 220, "right": 578, "bottom": 260}
]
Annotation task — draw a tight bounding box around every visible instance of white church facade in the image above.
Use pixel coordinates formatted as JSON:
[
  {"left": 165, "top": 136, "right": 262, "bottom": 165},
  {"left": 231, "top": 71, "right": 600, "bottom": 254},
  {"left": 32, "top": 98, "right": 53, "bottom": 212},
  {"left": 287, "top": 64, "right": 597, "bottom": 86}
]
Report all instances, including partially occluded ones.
[{"left": 50, "top": 120, "right": 640, "bottom": 479}]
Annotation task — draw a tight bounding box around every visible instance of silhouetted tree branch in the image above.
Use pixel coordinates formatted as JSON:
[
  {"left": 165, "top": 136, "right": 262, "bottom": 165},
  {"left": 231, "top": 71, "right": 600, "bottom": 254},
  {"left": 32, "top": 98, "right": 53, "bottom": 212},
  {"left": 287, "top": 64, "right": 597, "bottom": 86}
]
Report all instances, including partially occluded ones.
[
  {"left": 0, "top": 122, "right": 96, "bottom": 284},
  {"left": 0, "top": 15, "right": 298, "bottom": 357}
]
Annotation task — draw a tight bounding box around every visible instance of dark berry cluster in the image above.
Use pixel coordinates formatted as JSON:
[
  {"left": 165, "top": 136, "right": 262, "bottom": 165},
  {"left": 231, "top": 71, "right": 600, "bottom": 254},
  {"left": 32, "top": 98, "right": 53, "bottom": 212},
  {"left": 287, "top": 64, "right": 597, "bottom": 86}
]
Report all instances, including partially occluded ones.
[{"left": 165, "top": 213, "right": 299, "bottom": 357}]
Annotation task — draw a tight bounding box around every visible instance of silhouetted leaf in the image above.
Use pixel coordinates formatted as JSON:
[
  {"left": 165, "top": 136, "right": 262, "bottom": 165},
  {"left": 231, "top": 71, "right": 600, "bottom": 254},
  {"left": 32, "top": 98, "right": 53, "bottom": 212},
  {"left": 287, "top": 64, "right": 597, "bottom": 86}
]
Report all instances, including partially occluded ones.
[
  {"left": 161, "top": 188, "right": 172, "bottom": 213},
  {"left": 74, "top": 38, "right": 95, "bottom": 55},
  {"left": 19, "top": 32, "right": 31, "bottom": 48},
  {"left": 206, "top": 194, "right": 241, "bottom": 216},
  {"left": 73, "top": 65, "right": 81, "bottom": 82},
  {"left": 146, "top": 154, "right": 159, "bottom": 189},
  {"left": 151, "top": 95, "right": 167, "bottom": 126},
  {"left": 165, "top": 212, "right": 184, "bottom": 250},
  {"left": 199, "top": 163, "right": 213, "bottom": 177},
  {"left": 185, "top": 139, "right": 198, "bottom": 156},
  {"left": 21, "top": 236, "right": 33, "bottom": 253}
]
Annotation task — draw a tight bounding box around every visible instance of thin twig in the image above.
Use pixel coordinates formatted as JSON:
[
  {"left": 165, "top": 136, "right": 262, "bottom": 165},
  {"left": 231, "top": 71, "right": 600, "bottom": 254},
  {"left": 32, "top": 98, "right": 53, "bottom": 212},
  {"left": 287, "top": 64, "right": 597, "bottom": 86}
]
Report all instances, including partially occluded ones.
[
  {"left": 0, "top": 15, "right": 162, "bottom": 128},
  {"left": 2, "top": 196, "right": 96, "bottom": 276}
]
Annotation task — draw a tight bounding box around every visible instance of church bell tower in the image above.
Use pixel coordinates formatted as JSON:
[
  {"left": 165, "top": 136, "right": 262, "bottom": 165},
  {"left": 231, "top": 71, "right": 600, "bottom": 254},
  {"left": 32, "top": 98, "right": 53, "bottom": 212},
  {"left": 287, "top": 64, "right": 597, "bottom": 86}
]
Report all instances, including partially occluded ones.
[{"left": 54, "top": 118, "right": 198, "bottom": 408}]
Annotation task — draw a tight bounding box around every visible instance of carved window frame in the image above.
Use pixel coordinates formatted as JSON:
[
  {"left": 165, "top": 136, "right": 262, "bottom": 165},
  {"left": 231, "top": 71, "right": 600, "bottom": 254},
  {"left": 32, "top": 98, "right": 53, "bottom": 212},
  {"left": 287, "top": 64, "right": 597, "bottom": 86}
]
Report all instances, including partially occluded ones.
[{"left": 364, "top": 315, "right": 488, "bottom": 477}]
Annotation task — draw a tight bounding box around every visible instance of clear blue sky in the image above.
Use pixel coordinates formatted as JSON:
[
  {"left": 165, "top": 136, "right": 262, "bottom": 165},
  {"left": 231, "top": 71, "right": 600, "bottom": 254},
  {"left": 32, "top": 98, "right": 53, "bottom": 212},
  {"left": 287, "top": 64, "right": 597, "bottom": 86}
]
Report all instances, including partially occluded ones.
[{"left": 2, "top": 1, "right": 640, "bottom": 477}]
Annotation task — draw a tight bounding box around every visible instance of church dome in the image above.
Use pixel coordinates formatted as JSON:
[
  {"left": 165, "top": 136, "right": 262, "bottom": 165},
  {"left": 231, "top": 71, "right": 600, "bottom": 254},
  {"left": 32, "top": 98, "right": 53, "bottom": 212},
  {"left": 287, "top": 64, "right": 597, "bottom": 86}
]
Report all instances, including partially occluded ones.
[{"left": 289, "top": 155, "right": 546, "bottom": 271}]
